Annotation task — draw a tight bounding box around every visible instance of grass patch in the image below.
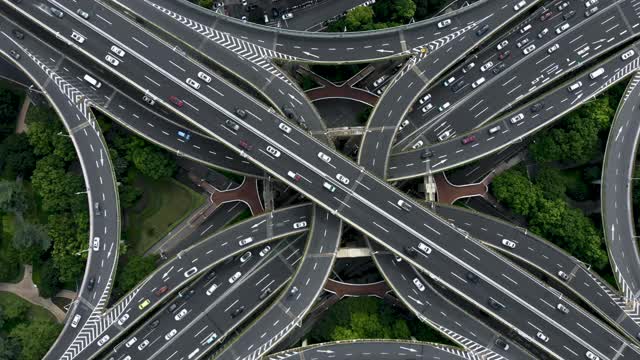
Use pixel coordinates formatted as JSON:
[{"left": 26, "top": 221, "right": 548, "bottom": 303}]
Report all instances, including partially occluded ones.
[
  {"left": 225, "top": 208, "right": 252, "bottom": 228},
  {"left": 125, "top": 175, "right": 205, "bottom": 256},
  {"left": 0, "top": 291, "right": 56, "bottom": 323},
  {"left": 217, "top": 170, "right": 244, "bottom": 184}
]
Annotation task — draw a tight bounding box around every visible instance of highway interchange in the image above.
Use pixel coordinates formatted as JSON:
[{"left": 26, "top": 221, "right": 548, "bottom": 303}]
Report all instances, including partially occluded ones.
[{"left": 2, "top": 0, "right": 640, "bottom": 359}]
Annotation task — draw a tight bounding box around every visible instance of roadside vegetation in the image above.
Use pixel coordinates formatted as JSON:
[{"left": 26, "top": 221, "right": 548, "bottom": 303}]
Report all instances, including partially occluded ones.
[
  {"left": 490, "top": 83, "right": 626, "bottom": 281},
  {"left": 308, "top": 297, "right": 453, "bottom": 344},
  {"left": 0, "top": 292, "right": 61, "bottom": 360}
]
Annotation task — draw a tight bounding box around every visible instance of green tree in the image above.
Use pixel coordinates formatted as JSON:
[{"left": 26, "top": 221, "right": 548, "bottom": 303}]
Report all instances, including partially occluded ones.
[
  {"left": 491, "top": 169, "right": 542, "bottom": 216},
  {"left": 9, "top": 320, "right": 61, "bottom": 360},
  {"left": 534, "top": 166, "right": 566, "bottom": 200},
  {"left": 118, "top": 183, "right": 142, "bottom": 210},
  {"left": 0, "top": 89, "right": 21, "bottom": 140},
  {"left": 113, "top": 255, "right": 158, "bottom": 298},
  {"left": 0, "top": 134, "right": 36, "bottom": 178},
  {"left": 343, "top": 6, "right": 374, "bottom": 31},
  {"left": 0, "top": 181, "right": 28, "bottom": 214},
  {"left": 12, "top": 220, "right": 50, "bottom": 263},
  {"left": 0, "top": 336, "right": 20, "bottom": 360},
  {"left": 37, "top": 258, "right": 60, "bottom": 299},
  {"left": 0, "top": 296, "right": 28, "bottom": 323},
  {"left": 30, "top": 155, "right": 84, "bottom": 213},
  {"left": 25, "top": 107, "right": 74, "bottom": 161},
  {"left": 129, "top": 146, "right": 176, "bottom": 180},
  {"left": 198, "top": 0, "right": 214, "bottom": 8},
  {"left": 48, "top": 213, "right": 86, "bottom": 283}
]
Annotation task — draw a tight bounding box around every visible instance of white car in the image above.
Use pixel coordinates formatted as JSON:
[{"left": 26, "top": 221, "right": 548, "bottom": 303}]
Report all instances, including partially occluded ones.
[
  {"left": 480, "top": 61, "right": 494, "bottom": 72},
  {"left": 536, "top": 332, "right": 549, "bottom": 342},
  {"left": 164, "top": 329, "right": 177, "bottom": 341},
  {"left": 77, "top": 9, "right": 90, "bottom": 19},
  {"left": 104, "top": 54, "right": 119, "bottom": 66},
  {"left": 373, "top": 76, "right": 386, "bottom": 87},
  {"left": 548, "top": 43, "right": 560, "bottom": 54},
  {"left": 510, "top": 113, "right": 524, "bottom": 124},
  {"left": 174, "top": 309, "right": 188, "bottom": 321},
  {"left": 197, "top": 71, "right": 212, "bottom": 83},
  {"left": 622, "top": 49, "right": 635, "bottom": 60},
  {"left": 417, "top": 242, "right": 432, "bottom": 254},
  {"left": 496, "top": 40, "right": 508, "bottom": 50},
  {"left": 206, "top": 284, "right": 218, "bottom": 295},
  {"left": 555, "top": 22, "right": 570, "bottom": 34},
  {"left": 137, "top": 339, "right": 149, "bottom": 350},
  {"left": 110, "top": 45, "right": 125, "bottom": 57},
  {"left": 282, "top": 12, "right": 293, "bottom": 20},
  {"left": 125, "top": 337, "right": 137, "bottom": 348},
  {"left": 240, "top": 251, "right": 252, "bottom": 263},
  {"left": 437, "top": 19, "right": 451, "bottom": 28},
  {"left": 443, "top": 76, "right": 456, "bottom": 87},
  {"left": 279, "top": 122, "right": 292, "bottom": 133},
  {"left": 421, "top": 104, "right": 433, "bottom": 113},
  {"left": 71, "top": 31, "right": 85, "bottom": 44},
  {"left": 471, "top": 77, "right": 485, "bottom": 89},
  {"left": 184, "top": 267, "right": 198, "bottom": 278},
  {"left": 538, "top": 28, "right": 548, "bottom": 38},
  {"left": 513, "top": 0, "right": 526, "bottom": 11},
  {"left": 293, "top": 221, "right": 307, "bottom": 229},
  {"left": 418, "top": 93, "right": 431, "bottom": 104},
  {"left": 411, "top": 140, "right": 424, "bottom": 149},
  {"left": 92, "top": 237, "right": 100, "bottom": 251},
  {"left": 398, "top": 119, "right": 409, "bottom": 131},
  {"left": 97, "top": 335, "right": 110, "bottom": 347},
  {"left": 413, "top": 278, "right": 425, "bottom": 291},
  {"left": 118, "top": 313, "right": 129, "bottom": 326},
  {"left": 336, "top": 174, "right": 350, "bottom": 185},
  {"left": 186, "top": 78, "right": 200, "bottom": 90},
  {"left": 586, "top": 351, "right": 600, "bottom": 360},
  {"left": 501, "top": 239, "right": 516, "bottom": 248},
  {"left": 585, "top": 0, "right": 598, "bottom": 7},
  {"left": 239, "top": 237, "right": 253, "bottom": 246},
  {"left": 438, "top": 129, "right": 452, "bottom": 142},
  {"left": 522, "top": 44, "right": 536, "bottom": 55},
  {"left": 266, "top": 146, "right": 281, "bottom": 158},
  {"left": 71, "top": 314, "right": 81, "bottom": 328},
  {"left": 516, "top": 38, "right": 529, "bottom": 48},
  {"left": 259, "top": 246, "right": 271, "bottom": 257},
  {"left": 318, "top": 152, "right": 331, "bottom": 163},
  {"left": 229, "top": 271, "right": 242, "bottom": 284}
]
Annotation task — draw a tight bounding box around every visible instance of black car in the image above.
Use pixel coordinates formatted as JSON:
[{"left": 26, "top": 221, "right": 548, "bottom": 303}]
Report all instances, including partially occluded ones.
[
  {"left": 420, "top": 149, "right": 433, "bottom": 159},
  {"left": 259, "top": 288, "right": 272, "bottom": 300},
  {"left": 235, "top": 108, "right": 247, "bottom": 118},
  {"left": 563, "top": 10, "right": 576, "bottom": 20},
  {"left": 87, "top": 277, "right": 95, "bottom": 291},
  {"left": 495, "top": 338, "right": 509, "bottom": 350},
  {"left": 466, "top": 272, "right": 479, "bottom": 283},
  {"left": 476, "top": 24, "right": 490, "bottom": 36},
  {"left": 271, "top": 8, "right": 279, "bottom": 18},
  {"left": 12, "top": 29, "right": 24, "bottom": 39},
  {"left": 530, "top": 102, "right": 544, "bottom": 113},
  {"left": 451, "top": 80, "right": 466, "bottom": 93},
  {"left": 167, "top": 303, "right": 178, "bottom": 313},
  {"left": 282, "top": 105, "right": 297, "bottom": 120},
  {"left": 9, "top": 50, "right": 20, "bottom": 60},
  {"left": 488, "top": 298, "right": 504, "bottom": 311},
  {"left": 231, "top": 306, "right": 245, "bottom": 318},
  {"left": 492, "top": 63, "right": 506, "bottom": 74},
  {"left": 150, "top": 319, "right": 160, "bottom": 328},
  {"left": 205, "top": 270, "right": 216, "bottom": 281},
  {"left": 179, "top": 289, "right": 195, "bottom": 299},
  {"left": 404, "top": 246, "right": 417, "bottom": 257}
]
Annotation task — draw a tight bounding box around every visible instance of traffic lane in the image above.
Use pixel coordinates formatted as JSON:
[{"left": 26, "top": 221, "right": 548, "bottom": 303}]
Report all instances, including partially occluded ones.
[
  {"left": 68, "top": 0, "right": 329, "bottom": 139},
  {"left": 214, "top": 207, "right": 341, "bottom": 360},
  {"left": 373, "top": 247, "right": 531, "bottom": 359},
  {"left": 80, "top": 205, "right": 311, "bottom": 357},
  {"left": 602, "top": 72, "right": 640, "bottom": 298},
  {"left": 387, "top": 43, "right": 640, "bottom": 180},
  {"left": 394, "top": 0, "right": 618, "bottom": 149},
  {"left": 153, "top": 237, "right": 305, "bottom": 360},
  {"left": 434, "top": 204, "right": 640, "bottom": 340},
  {"left": 131, "top": 238, "right": 301, "bottom": 360},
  {"left": 271, "top": 341, "right": 472, "bottom": 360},
  {"left": 13, "top": 3, "right": 631, "bottom": 356},
  {"left": 396, "top": 0, "right": 630, "bottom": 149}
]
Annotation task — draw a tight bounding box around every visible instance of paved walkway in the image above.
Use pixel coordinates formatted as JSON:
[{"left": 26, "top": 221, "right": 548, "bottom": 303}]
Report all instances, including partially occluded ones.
[
  {"left": 0, "top": 265, "right": 69, "bottom": 323},
  {"left": 14, "top": 97, "right": 30, "bottom": 134},
  {"left": 434, "top": 173, "right": 488, "bottom": 204}
]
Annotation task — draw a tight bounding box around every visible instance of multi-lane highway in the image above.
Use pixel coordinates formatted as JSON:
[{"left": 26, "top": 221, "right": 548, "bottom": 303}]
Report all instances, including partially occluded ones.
[
  {"left": 602, "top": 71, "right": 640, "bottom": 300},
  {"left": 9, "top": 1, "right": 639, "bottom": 358}
]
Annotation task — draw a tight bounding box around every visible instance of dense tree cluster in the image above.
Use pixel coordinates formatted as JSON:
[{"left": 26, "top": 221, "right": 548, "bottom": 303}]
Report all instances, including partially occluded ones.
[
  {"left": 0, "top": 295, "right": 61, "bottom": 360},
  {"left": 492, "top": 168, "right": 608, "bottom": 269}
]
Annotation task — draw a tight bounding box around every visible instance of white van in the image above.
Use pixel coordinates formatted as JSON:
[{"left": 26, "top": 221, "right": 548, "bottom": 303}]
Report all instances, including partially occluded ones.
[
  {"left": 567, "top": 81, "right": 582, "bottom": 92},
  {"left": 519, "top": 24, "right": 532, "bottom": 34},
  {"left": 472, "top": 77, "right": 486, "bottom": 89},
  {"left": 83, "top": 74, "right": 101, "bottom": 88},
  {"left": 589, "top": 68, "right": 604, "bottom": 79},
  {"left": 323, "top": 182, "right": 336, "bottom": 192},
  {"left": 443, "top": 77, "right": 456, "bottom": 87},
  {"left": 438, "top": 102, "right": 451, "bottom": 112}
]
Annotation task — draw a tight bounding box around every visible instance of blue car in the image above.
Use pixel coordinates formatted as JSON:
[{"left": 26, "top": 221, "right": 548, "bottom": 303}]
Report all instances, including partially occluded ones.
[{"left": 177, "top": 130, "right": 191, "bottom": 141}]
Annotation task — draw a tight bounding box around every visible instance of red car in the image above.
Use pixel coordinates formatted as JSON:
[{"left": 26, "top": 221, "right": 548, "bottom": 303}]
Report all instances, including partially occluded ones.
[
  {"left": 168, "top": 96, "right": 183, "bottom": 108},
  {"left": 239, "top": 140, "right": 253, "bottom": 151},
  {"left": 154, "top": 285, "right": 169, "bottom": 296},
  {"left": 461, "top": 135, "right": 476, "bottom": 145},
  {"left": 498, "top": 50, "right": 511, "bottom": 60}
]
